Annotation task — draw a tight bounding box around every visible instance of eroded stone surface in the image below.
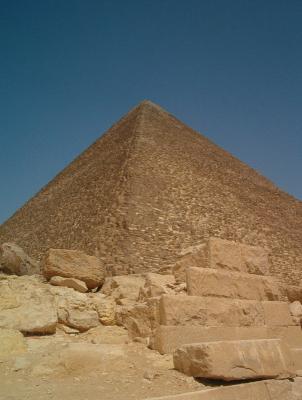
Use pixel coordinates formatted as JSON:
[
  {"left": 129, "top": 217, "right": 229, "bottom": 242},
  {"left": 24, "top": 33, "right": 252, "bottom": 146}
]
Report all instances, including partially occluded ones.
[
  {"left": 186, "top": 267, "right": 281, "bottom": 300},
  {"left": 42, "top": 248, "right": 105, "bottom": 289},
  {"left": 173, "top": 339, "right": 295, "bottom": 381},
  {"left": 0, "top": 242, "right": 40, "bottom": 276},
  {"left": 49, "top": 276, "right": 88, "bottom": 293},
  {"left": 0, "top": 275, "right": 57, "bottom": 334}
]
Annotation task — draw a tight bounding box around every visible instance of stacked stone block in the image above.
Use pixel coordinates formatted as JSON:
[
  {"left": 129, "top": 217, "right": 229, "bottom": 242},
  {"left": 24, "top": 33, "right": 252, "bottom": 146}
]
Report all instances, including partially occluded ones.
[{"left": 150, "top": 238, "right": 302, "bottom": 376}]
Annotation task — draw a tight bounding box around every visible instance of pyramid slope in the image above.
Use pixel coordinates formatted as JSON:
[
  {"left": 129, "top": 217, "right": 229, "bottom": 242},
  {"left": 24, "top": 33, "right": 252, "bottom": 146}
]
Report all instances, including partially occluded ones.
[{"left": 1, "top": 101, "right": 302, "bottom": 285}]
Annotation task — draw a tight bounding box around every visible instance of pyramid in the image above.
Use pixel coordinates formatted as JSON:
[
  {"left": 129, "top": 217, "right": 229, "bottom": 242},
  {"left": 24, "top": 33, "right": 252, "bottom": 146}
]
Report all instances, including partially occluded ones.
[{"left": 1, "top": 100, "right": 301, "bottom": 284}]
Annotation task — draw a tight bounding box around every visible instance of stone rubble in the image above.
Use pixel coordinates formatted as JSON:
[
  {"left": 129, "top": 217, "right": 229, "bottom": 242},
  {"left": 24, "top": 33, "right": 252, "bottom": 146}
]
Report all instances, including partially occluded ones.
[{"left": 0, "top": 239, "right": 302, "bottom": 399}]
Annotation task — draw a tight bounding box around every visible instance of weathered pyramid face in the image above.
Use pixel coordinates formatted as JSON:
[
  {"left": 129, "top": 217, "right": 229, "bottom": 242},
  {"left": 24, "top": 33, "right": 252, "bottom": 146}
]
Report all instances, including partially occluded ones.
[{"left": 1, "top": 100, "right": 301, "bottom": 284}]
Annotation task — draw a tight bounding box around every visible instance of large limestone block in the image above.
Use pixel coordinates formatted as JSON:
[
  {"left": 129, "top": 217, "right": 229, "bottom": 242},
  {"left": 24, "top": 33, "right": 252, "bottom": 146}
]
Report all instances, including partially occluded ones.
[
  {"left": 151, "top": 325, "right": 271, "bottom": 354},
  {"left": 173, "top": 339, "right": 295, "bottom": 381},
  {"left": 0, "top": 276, "right": 57, "bottom": 334},
  {"left": 159, "top": 295, "right": 265, "bottom": 327},
  {"left": 0, "top": 328, "right": 27, "bottom": 358},
  {"left": 262, "top": 301, "right": 294, "bottom": 326},
  {"left": 51, "top": 286, "right": 99, "bottom": 332},
  {"left": 0, "top": 242, "right": 40, "bottom": 275},
  {"left": 174, "top": 238, "right": 269, "bottom": 283},
  {"left": 186, "top": 267, "right": 281, "bottom": 300},
  {"left": 42, "top": 248, "right": 105, "bottom": 289},
  {"left": 101, "top": 274, "right": 145, "bottom": 304},
  {"left": 143, "top": 379, "right": 293, "bottom": 400},
  {"left": 268, "top": 326, "right": 302, "bottom": 348}
]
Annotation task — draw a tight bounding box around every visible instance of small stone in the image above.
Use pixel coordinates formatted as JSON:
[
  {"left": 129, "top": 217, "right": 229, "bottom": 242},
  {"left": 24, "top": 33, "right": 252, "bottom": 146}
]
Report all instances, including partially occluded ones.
[{"left": 49, "top": 276, "right": 88, "bottom": 293}]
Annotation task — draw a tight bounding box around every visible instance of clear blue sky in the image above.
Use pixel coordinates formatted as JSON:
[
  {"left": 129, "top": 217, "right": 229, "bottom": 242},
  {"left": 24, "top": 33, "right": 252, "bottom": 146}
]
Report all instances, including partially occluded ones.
[{"left": 0, "top": 0, "right": 301, "bottom": 224}]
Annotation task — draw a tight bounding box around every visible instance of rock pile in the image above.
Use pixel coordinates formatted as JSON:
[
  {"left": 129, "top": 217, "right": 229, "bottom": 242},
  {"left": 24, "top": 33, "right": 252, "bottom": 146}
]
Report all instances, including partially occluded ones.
[{"left": 1, "top": 238, "right": 302, "bottom": 399}]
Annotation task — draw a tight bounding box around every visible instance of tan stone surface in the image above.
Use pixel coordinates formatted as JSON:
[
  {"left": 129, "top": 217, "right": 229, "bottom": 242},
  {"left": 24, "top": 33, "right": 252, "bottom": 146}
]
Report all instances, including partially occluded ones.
[
  {"left": 152, "top": 324, "right": 302, "bottom": 354},
  {"left": 186, "top": 267, "right": 281, "bottom": 300},
  {"left": 92, "top": 296, "right": 116, "bottom": 326},
  {"left": 290, "top": 301, "right": 302, "bottom": 317},
  {"left": 101, "top": 274, "right": 146, "bottom": 304},
  {"left": 159, "top": 295, "right": 265, "bottom": 327},
  {"left": 0, "top": 328, "right": 27, "bottom": 358},
  {"left": 140, "top": 273, "right": 176, "bottom": 299},
  {"left": 262, "top": 301, "right": 294, "bottom": 326},
  {"left": 269, "top": 326, "right": 302, "bottom": 348},
  {"left": 51, "top": 285, "right": 99, "bottom": 332},
  {"left": 116, "top": 303, "right": 153, "bottom": 339},
  {"left": 0, "top": 275, "right": 57, "bottom": 334},
  {"left": 173, "top": 339, "right": 294, "bottom": 381},
  {"left": 49, "top": 275, "right": 88, "bottom": 293},
  {"left": 174, "top": 238, "right": 269, "bottom": 282},
  {"left": 144, "top": 379, "right": 293, "bottom": 400},
  {"left": 0, "top": 242, "right": 40, "bottom": 275},
  {"left": 42, "top": 248, "right": 105, "bottom": 289},
  {"left": 1, "top": 101, "right": 301, "bottom": 287},
  {"left": 152, "top": 325, "right": 272, "bottom": 354},
  {"left": 291, "top": 348, "right": 302, "bottom": 371}
]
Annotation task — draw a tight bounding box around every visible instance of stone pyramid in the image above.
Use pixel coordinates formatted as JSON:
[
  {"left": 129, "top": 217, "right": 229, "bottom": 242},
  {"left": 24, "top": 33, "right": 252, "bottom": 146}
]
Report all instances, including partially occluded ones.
[{"left": 0, "top": 100, "right": 301, "bottom": 284}]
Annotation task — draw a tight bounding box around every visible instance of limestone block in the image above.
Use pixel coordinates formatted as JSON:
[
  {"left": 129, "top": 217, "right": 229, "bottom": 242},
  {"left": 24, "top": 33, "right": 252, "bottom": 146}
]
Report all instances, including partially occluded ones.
[
  {"left": 92, "top": 296, "right": 116, "bottom": 325},
  {"left": 42, "top": 248, "right": 105, "bottom": 289},
  {"left": 173, "top": 339, "right": 294, "bottom": 381},
  {"left": 159, "top": 295, "right": 265, "bottom": 327},
  {"left": 291, "top": 348, "right": 302, "bottom": 371},
  {"left": 51, "top": 286, "right": 99, "bottom": 332},
  {"left": 186, "top": 267, "right": 281, "bottom": 301},
  {"left": 49, "top": 276, "right": 88, "bottom": 293},
  {"left": 151, "top": 325, "right": 271, "bottom": 354},
  {"left": 0, "top": 242, "right": 40, "bottom": 275},
  {"left": 116, "top": 303, "right": 152, "bottom": 339},
  {"left": 139, "top": 273, "right": 176, "bottom": 299},
  {"left": 262, "top": 301, "right": 294, "bottom": 326},
  {"left": 290, "top": 301, "right": 302, "bottom": 317},
  {"left": 143, "top": 379, "right": 293, "bottom": 400},
  {"left": 0, "top": 328, "right": 27, "bottom": 358},
  {"left": 0, "top": 276, "right": 57, "bottom": 334},
  {"left": 101, "top": 274, "right": 145, "bottom": 304},
  {"left": 268, "top": 326, "right": 302, "bottom": 348},
  {"left": 173, "top": 238, "right": 269, "bottom": 283}
]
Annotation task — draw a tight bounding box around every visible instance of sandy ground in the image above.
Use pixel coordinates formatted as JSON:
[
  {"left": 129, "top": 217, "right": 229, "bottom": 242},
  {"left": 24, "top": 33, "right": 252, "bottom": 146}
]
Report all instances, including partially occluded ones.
[{"left": 0, "top": 326, "right": 205, "bottom": 400}]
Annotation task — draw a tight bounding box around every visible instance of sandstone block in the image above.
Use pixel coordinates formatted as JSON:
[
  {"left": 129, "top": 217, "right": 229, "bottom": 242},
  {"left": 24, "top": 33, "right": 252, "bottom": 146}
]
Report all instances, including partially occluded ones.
[
  {"left": 186, "top": 267, "right": 281, "bottom": 300},
  {"left": 0, "top": 328, "right": 27, "bottom": 358},
  {"left": 42, "top": 248, "right": 105, "bottom": 289},
  {"left": 173, "top": 238, "right": 269, "bottom": 282},
  {"left": 49, "top": 276, "right": 88, "bottom": 292},
  {"left": 0, "top": 242, "right": 40, "bottom": 275},
  {"left": 143, "top": 379, "right": 293, "bottom": 400},
  {"left": 159, "top": 295, "right": 265, "bottom": 327},
  {"left": 0, "top": 276, "right": 57, "bottom": 334},
  {"left": 173, "top": 339, "right": 294, "bottom": 381}
]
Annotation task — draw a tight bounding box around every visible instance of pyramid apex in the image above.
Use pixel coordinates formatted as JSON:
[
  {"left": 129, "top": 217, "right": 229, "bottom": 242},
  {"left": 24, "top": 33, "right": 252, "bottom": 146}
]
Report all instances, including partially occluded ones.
[{"left": 137, "top": 99, "right": 166, "bottom": 113}]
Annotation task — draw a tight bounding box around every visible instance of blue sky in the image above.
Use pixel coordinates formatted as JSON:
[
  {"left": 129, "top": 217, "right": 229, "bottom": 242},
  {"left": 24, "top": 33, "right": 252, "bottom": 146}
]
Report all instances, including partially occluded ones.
[{"left": 0, "top": 0, "right": 301, "bottom": 224}]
